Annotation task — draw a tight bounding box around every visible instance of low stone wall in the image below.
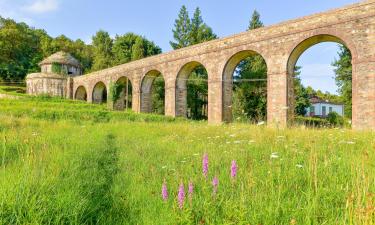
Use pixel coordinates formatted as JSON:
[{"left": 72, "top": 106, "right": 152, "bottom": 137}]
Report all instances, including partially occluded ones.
[{"left": 26, "top": 73, "right": 67, "bottom": 97}]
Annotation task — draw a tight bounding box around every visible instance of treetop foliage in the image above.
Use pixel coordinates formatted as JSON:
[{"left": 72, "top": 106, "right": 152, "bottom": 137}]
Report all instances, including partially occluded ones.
[
  {"left": 170, "top": 6, "right": 217, "bottom": 50},
  {"left": 0, "top": 17, "right": 161, "bottom": 82}
]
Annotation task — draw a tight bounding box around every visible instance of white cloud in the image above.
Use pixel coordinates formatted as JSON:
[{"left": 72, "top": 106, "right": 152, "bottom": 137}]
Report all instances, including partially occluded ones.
[
  {"left": 0, "top": 0, "right": 34, "bottom": 24},
  {"left": 24, "top": 0, "right": 59, "bottom": 14}
]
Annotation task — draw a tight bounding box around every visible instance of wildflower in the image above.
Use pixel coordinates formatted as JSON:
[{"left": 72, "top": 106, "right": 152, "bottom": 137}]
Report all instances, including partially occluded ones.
[
  {"left": 178, "top": 182, "right": 185, "bottom": 209},
  {"left": 270, "top": 152, "right": 279, "bottom": 159},
  {"left": 188, "top": 181, "right": 194, "bottom": 199},
  {"left": 212, "top": 176, "right": 219, "bottom": 194},
  {"left": 161, "top": 181, "right": 168, "bottom": 201},
  {"left": 231, "top": 160, "right": 238, "bottom": 179},
  {"left": 202, "top": 153, "right": 208, "bottom": 178}
]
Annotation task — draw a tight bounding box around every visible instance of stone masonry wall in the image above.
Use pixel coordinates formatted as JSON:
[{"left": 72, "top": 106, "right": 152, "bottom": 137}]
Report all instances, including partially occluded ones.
[{"left": 72, "top": 0, "right": 375, "bottom": 130}]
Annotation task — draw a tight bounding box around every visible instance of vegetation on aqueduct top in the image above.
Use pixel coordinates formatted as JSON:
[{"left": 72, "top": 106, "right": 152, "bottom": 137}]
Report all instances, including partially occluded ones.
[{"left": 0, "top": 89, "right": 374, "bottom": 225}]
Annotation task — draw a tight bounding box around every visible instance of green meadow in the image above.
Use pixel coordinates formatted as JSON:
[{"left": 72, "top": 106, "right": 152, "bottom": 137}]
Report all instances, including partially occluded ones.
[{"left": 0, "top": 91, "right": 374, "bottom": 224}]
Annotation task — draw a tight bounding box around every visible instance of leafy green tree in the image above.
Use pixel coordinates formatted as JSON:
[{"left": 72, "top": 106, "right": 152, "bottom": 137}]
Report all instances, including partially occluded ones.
[
  {"left": 72, "top": 39, "right": 94, "bottom": 74},
  {"left": 187, "top": 66, "right": 208, "bottom": 120},
  {"left": 112, "top": 33, "right": 161, "bottom": 65},
  {"left": 0, "top": 17, "right": 43, "bottom": 81},
  {"left": 151, "top": 76, "right": 165, "bottom": 114},
  {"left": 131, "top": 37, "right": 145, "bottom": 60},
  {"left": 294, "top": 66, "right": 310, "bottom": 116},
  {"left": 44, "top": 35, "right": 94, "bottom": 73},
  {"left": 111, "top": 32, "right": 163, "bottom": 112},
  {"left": 332, "top": 45, "right": 352, "bottom": 118},
  {"left": 92, "top": 30, "right": 114, "bottom": 71}
]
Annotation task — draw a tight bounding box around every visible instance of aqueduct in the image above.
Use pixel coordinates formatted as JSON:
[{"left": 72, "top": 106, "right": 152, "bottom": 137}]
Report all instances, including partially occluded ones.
[{"left": 71, "top": 0, "right": 375, "bottom": 130}]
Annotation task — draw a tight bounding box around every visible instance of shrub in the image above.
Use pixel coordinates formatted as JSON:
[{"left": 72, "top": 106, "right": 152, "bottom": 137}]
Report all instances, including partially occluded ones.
[
  {"left": 109, "top": 82, "right": 125, "bottom": 102},
  {"left": 294, "top": 116, "right": 330, "bottom": 128},
  {"left": 327, "top": 112, "right": 345, "bottom": 127}
]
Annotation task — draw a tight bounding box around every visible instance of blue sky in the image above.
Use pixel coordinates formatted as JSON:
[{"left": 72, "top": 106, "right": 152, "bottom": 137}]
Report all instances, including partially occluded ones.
[{"left": 0, "top": 0, "right": 358, "bottom": 94}]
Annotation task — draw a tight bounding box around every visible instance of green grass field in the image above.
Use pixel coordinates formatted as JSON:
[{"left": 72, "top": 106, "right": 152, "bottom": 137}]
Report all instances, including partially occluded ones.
[{"left": 0, "top": 88, "right": 374, "bottom": 224}]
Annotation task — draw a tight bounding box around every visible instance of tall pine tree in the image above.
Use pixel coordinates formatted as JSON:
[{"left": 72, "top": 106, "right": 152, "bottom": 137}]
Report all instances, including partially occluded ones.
[
  {"left": 170, "top": 6, "right": 217, "bottom": 119},
  {"left": 170, "top": 5, "right": 191, "bottom": 50},
  {"left": 232, "top": 10, "right": 267, "bottom": 122},
  {"left": 190, "top": 7, "right": 217, "bottom": 45}
]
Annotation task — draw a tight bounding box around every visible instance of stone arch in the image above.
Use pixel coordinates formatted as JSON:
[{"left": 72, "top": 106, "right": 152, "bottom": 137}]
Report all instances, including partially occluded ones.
[
  {"left": 75, "top": 86, "right": 87, "bottom": 101},
  {"left": 222, "top": 50, "right": 268, "bottom": 122},
  {"left": 113, "top": 76, "right": 132, "bottom": 111},
  {"left": 175, "top": 61, "right": 208, "bottom": 118},
  {"left": 286, "top": 33, "right": 355, "bottom": 121},
  {"left": 140, "top": 70, "right": 165, "bottom": 114},
  {"left": 92, "top": 81, "right": 107, "bottom": 104}
]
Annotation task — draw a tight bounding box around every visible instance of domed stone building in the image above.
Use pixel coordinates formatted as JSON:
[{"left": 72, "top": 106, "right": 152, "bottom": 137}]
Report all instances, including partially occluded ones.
[{"left": 26, "top": 51, "right": 82, "bottom": 97}]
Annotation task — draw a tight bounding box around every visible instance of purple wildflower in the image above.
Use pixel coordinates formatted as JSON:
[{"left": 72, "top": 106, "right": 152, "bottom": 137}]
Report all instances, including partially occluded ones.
[
  {"left": 212, "top": 176, "right": 219, "bottom": 194},
  {"left": 188, "top": 181, "right": 194, "bottom": 199},
  {"left": 162, "top": 181, "right": 168, "bottom": 201},
  {"left": 231, "top": 160, "right": 238, "bottom": 179},
  {"left": 178, "top": 182, "right": 185, "bottom": 209},
  {"left": 202, "top": 153, "right": 208, "bottom": 178}
]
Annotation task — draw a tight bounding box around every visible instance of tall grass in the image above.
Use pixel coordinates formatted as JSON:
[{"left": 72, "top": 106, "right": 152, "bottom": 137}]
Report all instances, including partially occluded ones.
[{"left": 0, "top": 97, "right": 374, "bottom": 224}]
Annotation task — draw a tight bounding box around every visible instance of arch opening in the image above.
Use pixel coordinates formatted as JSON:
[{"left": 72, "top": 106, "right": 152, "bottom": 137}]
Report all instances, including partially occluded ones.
[
  {"left": 141, "top": 70, "right": 165, "bottom": 114},
  {"left": 75, "top": 86, "right": 87, "bottom": 101},
  {"left": 176, "top": 61, "right": 208, "bottom": 120},
  {"left": 113, "top": 76, "right": 133, "bottom": 111},
  {"left": 287, "top": 34, "right": 353, "bottom": 126},
  {"left": 92, "top": 81, "right": 107, "bottom": 104},
  {"left": 222, "top": 50, "right": 268, "bottom": 123}
]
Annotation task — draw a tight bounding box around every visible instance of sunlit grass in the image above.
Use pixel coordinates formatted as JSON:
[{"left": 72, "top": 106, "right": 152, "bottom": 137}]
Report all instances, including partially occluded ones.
[{"left": 0, "top": 96, "right": 374, "bottom": 224}]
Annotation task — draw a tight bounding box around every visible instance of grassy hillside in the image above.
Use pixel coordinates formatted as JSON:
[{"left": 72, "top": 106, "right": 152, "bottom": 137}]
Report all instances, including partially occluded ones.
[{"left": 0, "top": 92, "right": 374, "bottom": 224}]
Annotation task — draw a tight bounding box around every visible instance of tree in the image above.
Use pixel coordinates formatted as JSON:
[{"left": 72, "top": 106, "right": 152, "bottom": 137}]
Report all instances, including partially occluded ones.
[
  {"left": 232, "top": 10, "right": 267, "bottom": 122},
  {"left": 332, "top": 45, "right": 352, "bottom": 118},
  {"left": 170, "top": 6, "right": 217, "bottom": 119},
  {"left": 248, "top": 10, "right": 263, "bottom": 30},
  {"left": 111, "top": 32, "right": 163, "bottom": 112},
  {"left": 170, "top": 5, "right": 191, "bottom": 50},
  {"left": 92, "top": 30, "right": 113, "bottom": 71},
  {"left": 44, "top": 35, "right": 94, "bottom": 73},
  {"left": 112, "top": 33, "right": 161, "bottom": 65},
  {"left": 131, "top": 37, "right": 145, "bottom": 60},
  {"left": 293, "top": 66, "right": 310, "bottom": 116},
  {"left": 0, "top": 17, "right": 43, "bottom": 81},
  {"left": 190, "top": 7, "right": 217, "bottom": 45}
]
